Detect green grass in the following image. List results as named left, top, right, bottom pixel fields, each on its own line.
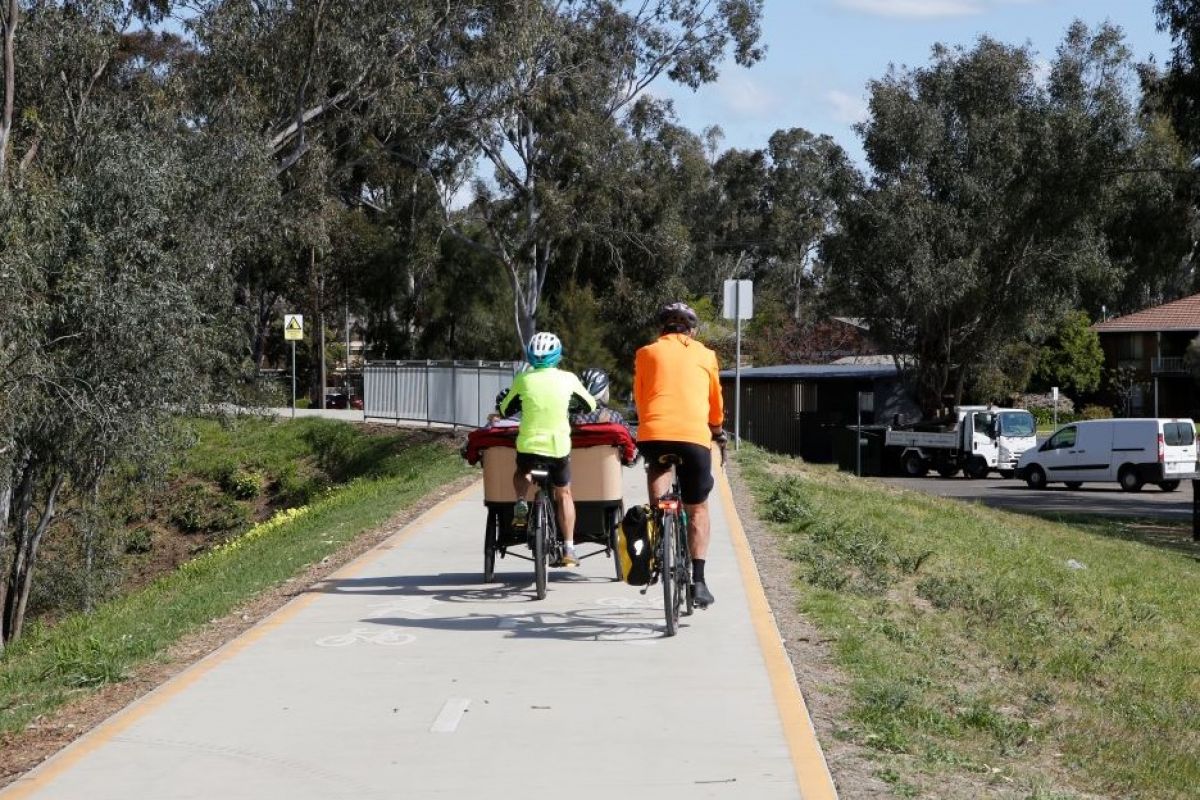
left=0, top=418, right=470, bottom=738
left=736, top=445, right=1200, bottom=799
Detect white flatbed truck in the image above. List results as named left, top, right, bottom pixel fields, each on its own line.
left=885, top=405, right=1037, bottom=479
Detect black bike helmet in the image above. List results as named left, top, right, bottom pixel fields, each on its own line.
left=657, top=301, right=699, bottom=333
left=579, top=367, right=610, bottom=404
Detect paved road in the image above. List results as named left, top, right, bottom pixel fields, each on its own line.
left=2, top=463, right=836, bottom=799
left=877, top=475, right=1195, bottom=520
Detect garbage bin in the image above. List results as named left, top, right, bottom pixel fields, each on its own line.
left=835, top=426, right=886, bottom=476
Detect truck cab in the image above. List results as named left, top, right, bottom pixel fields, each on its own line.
left=886, top=406, right=1036, bottom=479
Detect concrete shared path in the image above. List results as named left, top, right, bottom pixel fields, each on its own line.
left=2, top=461, right=836, bottom=799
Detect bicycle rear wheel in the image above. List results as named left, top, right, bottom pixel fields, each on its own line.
left=676, top=519, right=693, bottom=616
left=483, top=509, right=498, bottom=583
left=661, top=514, right=678, bottom=636
left=533, top=494, right=549, bottom=600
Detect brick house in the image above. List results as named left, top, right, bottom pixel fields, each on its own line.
left=1092, top=293, right=1200, bottom=418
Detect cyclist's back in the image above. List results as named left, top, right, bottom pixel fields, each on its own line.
left=634, top=333, right=723, bottom=446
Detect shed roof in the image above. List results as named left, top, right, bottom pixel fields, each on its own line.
left=718, top=363, right=899, bottom=381
left=1093, top=293, right=1200, bottom=333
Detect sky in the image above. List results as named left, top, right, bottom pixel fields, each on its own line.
left=655, top=0, right=1175, bottom=163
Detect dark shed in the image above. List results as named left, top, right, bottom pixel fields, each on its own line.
left=719, top=363, right=917, bottom=462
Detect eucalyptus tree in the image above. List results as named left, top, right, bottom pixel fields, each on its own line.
left=824, top=24, right=1149, bottom=413
left=0, top=1, right=275, bottom=645
left=451, top=0, right=765, bottom=351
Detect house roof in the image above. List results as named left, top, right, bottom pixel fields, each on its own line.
left=719, top=364, right=898, bottom=381
left=1093, top=293, right=1200, bottom=333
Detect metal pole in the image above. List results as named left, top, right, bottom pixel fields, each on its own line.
left=735, top=280, right=742, bottom=451
left=290, top=341, right=296, bottom=420
left=856, top=398, right=862, bottom=478
left=1193, top=478, right=1199, bottom=542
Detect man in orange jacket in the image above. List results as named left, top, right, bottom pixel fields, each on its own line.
left=633, top=302, right=726, bottom=608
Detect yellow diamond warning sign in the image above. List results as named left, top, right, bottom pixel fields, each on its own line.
left=284, top=314, right=304, bottom=341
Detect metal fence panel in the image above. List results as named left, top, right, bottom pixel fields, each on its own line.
left=364, top=361, right=519, bottom=427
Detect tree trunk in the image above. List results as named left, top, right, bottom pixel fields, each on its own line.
left=3, top=458, right=38, bottom=643
left=4, top=472, right=63, bottom=642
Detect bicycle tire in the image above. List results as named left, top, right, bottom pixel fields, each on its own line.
left=609, top=506, right=623, bottom=582
left=483, top=509, right=498, bottom=583
left=677, top=517, right=694, bottom=616
left=533, top=494, right=549, bottom=600
left=661, top=514, right=678, bottom=636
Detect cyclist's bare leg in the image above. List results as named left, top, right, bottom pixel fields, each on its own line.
left=512, top=469, right=534, bottom=502
left=646, top=463, right=673, bottom=505
left=553, top=484, right=576, bottom=548
left=684, top=501, right=710, bottom=560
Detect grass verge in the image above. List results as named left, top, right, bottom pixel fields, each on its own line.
left=736, top=445, right=1200, bottom=799
left=0, top=420, right=470, bottom=739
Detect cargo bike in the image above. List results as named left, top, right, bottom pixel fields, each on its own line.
left=469, top=428, right=633, bottom=599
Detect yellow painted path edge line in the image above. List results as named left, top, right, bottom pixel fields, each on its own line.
left=1, top=481, right=481, bottom=800
left=716, top=466, right=839, bottom=800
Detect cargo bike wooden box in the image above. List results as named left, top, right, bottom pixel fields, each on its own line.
left=479, top=442, right=628, bottom=582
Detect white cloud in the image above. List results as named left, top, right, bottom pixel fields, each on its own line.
left=715, top=74, right=777, bottom=117
left=835, top=0, right=982, bottom=17
left=827, top=89, right=870, bottom=125
left=835, top=0, right=1049, bottom=18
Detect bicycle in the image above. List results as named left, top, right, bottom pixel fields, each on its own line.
left=522, top=463, right=563, bottom=600
left=646, top=432, right=727, bottom=636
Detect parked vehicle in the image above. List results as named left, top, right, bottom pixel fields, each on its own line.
left=886, top=406, right=1037, bottom=479
left=1015, top=418, right=1198, bottom=492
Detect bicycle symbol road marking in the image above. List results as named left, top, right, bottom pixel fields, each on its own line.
left=315, top=628, right=417, bottom=647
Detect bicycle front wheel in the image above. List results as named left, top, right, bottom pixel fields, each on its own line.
left=533, top=495, right=549, bottom=600
left=661, top=514, right=678, bottom=636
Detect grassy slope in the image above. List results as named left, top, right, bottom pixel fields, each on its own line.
left=737, top=446, right=1200, bottom=799
left=0, top=417, right=471, bottom=737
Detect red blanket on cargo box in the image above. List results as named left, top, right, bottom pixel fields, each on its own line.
left=463, top=422, right=637, bottom=466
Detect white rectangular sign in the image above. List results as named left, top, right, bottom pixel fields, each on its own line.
left=722, top=279, right=753, bottom=320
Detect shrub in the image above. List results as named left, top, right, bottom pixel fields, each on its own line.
left=1079, top=404, right=1113, bottom=420
left=221, top=469, right=262, bottom=499
left=170, top=484, right=249, bottom=534
left=124, top=527, right=154, bottom=554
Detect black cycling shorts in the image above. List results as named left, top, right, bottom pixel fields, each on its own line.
left=637, top=440, right=714, bottom=505
left=516, top=452, right=571, bottom=488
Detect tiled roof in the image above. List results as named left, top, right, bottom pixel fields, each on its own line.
left=1093, top=293, right=1200, bottom=333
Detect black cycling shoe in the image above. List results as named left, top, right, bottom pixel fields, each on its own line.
left=693, top=581, right=715, bottom=608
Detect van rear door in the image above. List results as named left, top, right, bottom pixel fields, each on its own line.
left=1161, top=420, right=1197, bottom=478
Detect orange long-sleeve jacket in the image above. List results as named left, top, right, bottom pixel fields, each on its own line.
left=633, top=333, right=724, bottom=446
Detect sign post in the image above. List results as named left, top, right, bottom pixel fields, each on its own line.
left=284, top=314, right=304, bottom=418
left=723, top=279, right=753, bottom=450
left=1051, top=386, right=1059, bottom=432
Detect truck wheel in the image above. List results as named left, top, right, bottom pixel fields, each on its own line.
left=936, top=464, right=960, bottom=478
left=902, top=453, right=927, bottom=478
left=964, top=457, right=989, bottom=480
left=1118, top=466, right=1144, bottom=493
left=1158, top=480, right=1181, bottom=492
left=1025, top=465, right=1047, bottom=490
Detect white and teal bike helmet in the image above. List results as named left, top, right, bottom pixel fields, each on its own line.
left=526, top=331, right=563, bottom=368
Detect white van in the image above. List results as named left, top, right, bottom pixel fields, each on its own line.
left=1016, top=418, right=1197, bottom=491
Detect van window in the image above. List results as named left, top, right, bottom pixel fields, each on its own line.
left=1163, top=422, right=1195, bottom=446
left=1046, top=426, right=1076, bottom=449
